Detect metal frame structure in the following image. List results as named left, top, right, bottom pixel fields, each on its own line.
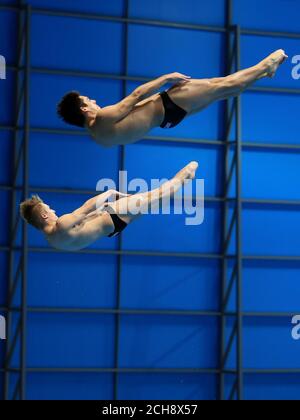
left=0, top=0, right=300, bottom=401
left=220, top=15, right=244, bottom=399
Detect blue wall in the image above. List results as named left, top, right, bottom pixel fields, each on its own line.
left=1, top=0, right=300, bottom=400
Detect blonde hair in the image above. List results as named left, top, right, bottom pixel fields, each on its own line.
left=20, top=195, right=45, bottom=230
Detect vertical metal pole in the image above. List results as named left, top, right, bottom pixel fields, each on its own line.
left=220, top=0, right=233, bottom=401
left=20, top=4, right=31, bottom=401
left=4, top=0, right=25, bottom=401
left=113, top=0, right=129, bottom=401
left=235, top=24, right=243, bottom=401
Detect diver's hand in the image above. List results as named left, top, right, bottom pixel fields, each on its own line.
left=164, top=72, right=192, bottom=84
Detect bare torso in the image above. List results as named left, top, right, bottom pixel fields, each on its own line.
left=88, top=93, right=165, bottom=147
left=87, top=81, right=216, bottom=147
left=45, top=211, right=113, bottom=251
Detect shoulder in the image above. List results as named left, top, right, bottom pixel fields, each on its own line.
left=45, top=221, right=77, bottom=251
left=44, top=222, right=66, bottom=246
left=56, top=215, right=76, bottom=234
left=56, top=215, right=69, bottom=230
left=88, top=114, right=116, bottom=147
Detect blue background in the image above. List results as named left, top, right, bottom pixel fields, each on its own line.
left=1, top=0, right=300, bottom=400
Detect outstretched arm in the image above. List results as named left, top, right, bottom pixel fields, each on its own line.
left=97, top=72, right=191, bottom=123
left=57, top=190, right=128, bottom=231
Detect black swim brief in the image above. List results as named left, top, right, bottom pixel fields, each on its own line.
left=104, top=205, right=128, bottom=238
left=159, top=91, right=187, bottom=129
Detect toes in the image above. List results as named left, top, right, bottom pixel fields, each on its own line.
left=189, top=161, right=199, bottom=171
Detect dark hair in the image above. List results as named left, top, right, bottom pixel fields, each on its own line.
left=20, top=195, right=45, bottom=230
left=57, top=91, right=85, bottom=128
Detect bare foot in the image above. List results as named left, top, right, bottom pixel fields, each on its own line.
left=264, top=49, right=288, bottom=78
left=175, top=161, right=199, bottom=182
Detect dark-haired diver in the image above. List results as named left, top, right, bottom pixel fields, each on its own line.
left=57, top=50, right=287, bottom=148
